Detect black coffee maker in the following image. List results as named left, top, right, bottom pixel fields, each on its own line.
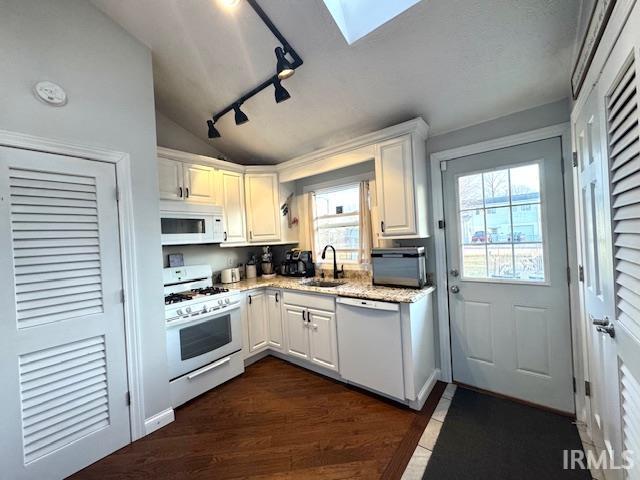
left=281, top=249, right=315, bottom=277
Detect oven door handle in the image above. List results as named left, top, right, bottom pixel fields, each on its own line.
left=187, top=356, right=231, bottom=380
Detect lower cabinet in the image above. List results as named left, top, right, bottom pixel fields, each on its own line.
left=282, top=294, right=339, bottom=372
left=266, top=289, right=284, bottom=350
left=247, top=291, right=268, bottom=352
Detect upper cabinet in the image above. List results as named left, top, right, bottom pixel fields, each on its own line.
left=158, top=158, right=184, bottom=201
left=245, top=173, right=281, bottom=243
left=218, top=169, right=247, bottom=244
left=157, top=155, right=216, bottom=204
left=375, top=134, right=428, bottom=238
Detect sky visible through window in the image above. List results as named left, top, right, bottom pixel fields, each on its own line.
left=313, top=184, right=360, bottom=263
left=457, top=163, right=545, bottom=282
left=323, top=0, right=422, bottom=44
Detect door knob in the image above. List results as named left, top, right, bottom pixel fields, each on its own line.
left=450, top=269, right=459, bottom=277
left=450, top=285, right=460, bottom=294
left=596, top=324, right=615, bottom=338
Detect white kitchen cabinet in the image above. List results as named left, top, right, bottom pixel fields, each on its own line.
left=245, top=173, right=281, bottom=242
left=247, top=291, right=268, bottom=352
left=283, top=304, right=309, bottom=360
left=266, top=289, right=284, bottom=350
left=158, top=157, right=184, bottom=201
left=374, top=133, right=429, bottom=238
left=307, top=308, right=339, bottom=372
left=218, top=169, right=247, bottom=244
left=183, top=163, right=216, bottom=204
left=158, top=157, right=216, bottom=204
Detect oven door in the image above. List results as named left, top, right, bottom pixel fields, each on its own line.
left=166, top=306, right=242, bottom=380
left=160, top=213, right=215, bottom=245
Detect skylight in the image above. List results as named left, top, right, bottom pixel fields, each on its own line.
left=323, top=0, right=422, bottom=45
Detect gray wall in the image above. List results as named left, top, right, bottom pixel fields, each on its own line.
left=156, top=110, right=224, bottom=158
left=0, top=0, right=170, bottom=420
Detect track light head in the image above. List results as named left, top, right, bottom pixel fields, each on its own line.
left=233, top=104, right=249, bottom=125
left=275, top=47, right=295, bottom=80
left=273, top=78, right=291, bottom=103
left=207, top=120, right=221, bottom=138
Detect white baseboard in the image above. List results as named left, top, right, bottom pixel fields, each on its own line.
left=243, top=349, right=270, bottom=367
left=409, top=368, right=440, bottom=411
left=144, top=408, right=175, bottom=436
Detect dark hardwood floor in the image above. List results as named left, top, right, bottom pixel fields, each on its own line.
left=71, top=356, right=445, bottom=480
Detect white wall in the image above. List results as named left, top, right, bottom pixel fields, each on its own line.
left=0, top=0, right=170, bottom=421
left=156, top=110, right=224, bottom=158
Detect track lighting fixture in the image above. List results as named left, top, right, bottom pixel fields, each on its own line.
left=207, top=0, right=303, bottom=139
left=233, top=104, right=249, bottom=125
left=275, top=47, right=295, bottom=80
left=207, top=120, right=221, bottom=138
left=273, top=78, right=291, bottom=103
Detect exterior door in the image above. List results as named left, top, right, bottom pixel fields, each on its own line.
left=443, top=137, right=574, bottom=412
left=0, top=147, right=131, bottom=479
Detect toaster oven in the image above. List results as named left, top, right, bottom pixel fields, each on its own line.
left=371, top=247, right=426, bottom=288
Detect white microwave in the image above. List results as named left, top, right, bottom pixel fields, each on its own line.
left=160, top=203, right=224, bottom=245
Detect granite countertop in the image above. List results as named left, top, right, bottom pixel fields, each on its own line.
left=216, top=275, right=435, bottom=303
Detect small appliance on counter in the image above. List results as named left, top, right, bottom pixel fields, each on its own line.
left=281, top=249, right=315, bottom=277
left=260, top=246, right=276, bottom=278
left=221, top=267, right=241, bottom=284
left=246, top=254, right=257, bottom=279
left=371, top=247, right=426, bottom=288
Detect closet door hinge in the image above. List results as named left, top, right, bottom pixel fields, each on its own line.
left=585, top=381, right=591, bottom=397
left=579, top=265, right=585, bottom=282
left=438, top=220, right=446, bottom=229
left=567, top=267, right=571, bottom=284
left=126, top=391, right=131, bottom=406
left=573, top=377, right=576, bottom=393
left=572, top=152, right=579, bottom=168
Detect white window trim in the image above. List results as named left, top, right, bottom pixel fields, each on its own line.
left=305, top=173, right=373, bottom=271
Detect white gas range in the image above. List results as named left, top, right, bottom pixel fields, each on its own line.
left=163, top=265, right=244, bottom=407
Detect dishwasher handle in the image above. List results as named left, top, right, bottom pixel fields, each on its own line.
left=336, top=297, right=399, bottom=312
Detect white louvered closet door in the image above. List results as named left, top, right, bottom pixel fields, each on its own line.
left=596, top=5, right=640, bottom=478
left=0, top=147, right=131, bottom=480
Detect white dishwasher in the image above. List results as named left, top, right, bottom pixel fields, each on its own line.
left=336, top=297, right=405, bottom=400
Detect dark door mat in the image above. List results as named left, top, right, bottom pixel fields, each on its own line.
left=423, top=387, right=591, bottom=479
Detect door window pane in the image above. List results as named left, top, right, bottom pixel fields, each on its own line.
left=457, top=162, right=546, bottom=282
left=462, top=245, right=487, bottom=278
left=460, top=209, right=486, bottom=244
left=458, top=174, right=484, bottom=210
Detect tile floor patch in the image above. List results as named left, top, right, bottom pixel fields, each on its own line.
left=418, top=419, right=443, bottom=451
left=401, top=445, right=432, bottom=480
left=431, top=397, right=452, bottom=423
left=442, top=383, right=457, bottom=400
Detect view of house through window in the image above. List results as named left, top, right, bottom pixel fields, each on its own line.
left=457, top=162, right=545, bottom=282
left=313, top=184, right=361, bottom=264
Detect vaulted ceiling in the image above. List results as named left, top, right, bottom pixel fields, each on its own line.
left=91, top=0, right=580, bottom=164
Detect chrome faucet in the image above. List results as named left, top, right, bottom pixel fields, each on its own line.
left=321, top=244, right=344, bottom=279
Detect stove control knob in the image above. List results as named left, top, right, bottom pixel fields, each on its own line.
left=176, top=309, right=183, bottom=316
left=225, top=298, right=230, bottom=304
left=185, top=307, right=192, bottom=314
left=218, top=299, right=224, bottom=306
left=202, top=305, right=208, bottom=313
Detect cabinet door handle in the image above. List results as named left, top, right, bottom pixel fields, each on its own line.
left=178, top=187, right=183, bottom=198
left=302, top=310, right=306, bottom=322
left=248, top=295, right=252, bottom=305
left=223, top=231, right=228, bottom=241
left=250, top=230, right=253, bottom=240
left=381, top=221, right=385, bottom=233
left=312, top=324, right=318, bottom=330
left=185, top=187, right=190, bottom=198
left=275, top=292, right=279, bottom=303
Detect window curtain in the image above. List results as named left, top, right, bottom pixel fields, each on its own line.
left=359, top=181, right=373, bottom=265
left=300, top=191, right=317, bottom=261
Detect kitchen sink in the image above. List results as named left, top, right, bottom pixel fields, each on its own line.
left=302, top=279, right=346, bottom=288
